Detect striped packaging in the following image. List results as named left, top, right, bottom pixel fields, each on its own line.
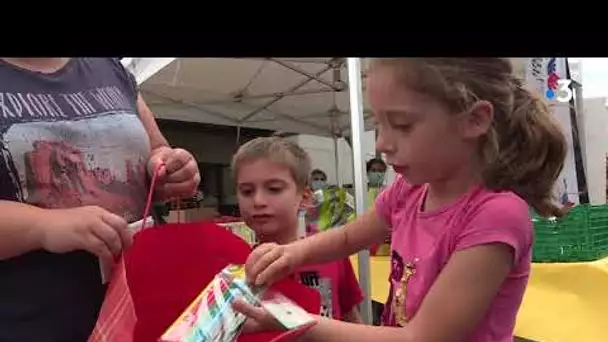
left=159, top=265, right=263, bottom=342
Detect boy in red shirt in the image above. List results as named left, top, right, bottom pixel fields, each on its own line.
left=232, top=137, right=363, bottom=323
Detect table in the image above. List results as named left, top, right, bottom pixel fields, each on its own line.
left=349, top=255, right=390, bottom=304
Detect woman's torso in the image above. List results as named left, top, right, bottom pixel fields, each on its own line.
left=0, top=58, right=150, bottom=341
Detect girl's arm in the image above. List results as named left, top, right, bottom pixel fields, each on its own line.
left=294, top=208, right=388, bottom=266
left=300, top=243, right=514, bottom=342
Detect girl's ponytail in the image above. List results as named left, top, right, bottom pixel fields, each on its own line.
left=483, top=77, right=568, bottom=217
left=369, top=58, right=568, bottom=217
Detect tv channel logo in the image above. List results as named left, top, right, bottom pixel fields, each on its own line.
left=545, top=58, right=573, bottom=103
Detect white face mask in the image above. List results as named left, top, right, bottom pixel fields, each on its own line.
left=368, top=172, right=385, bottom=187
left=311, top=180, right=326, bottom=191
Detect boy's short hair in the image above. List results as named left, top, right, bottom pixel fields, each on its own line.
left=232, top=136, right=312, bottom=190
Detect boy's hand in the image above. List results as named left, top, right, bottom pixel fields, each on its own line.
left=245, top=242, right=304, bottom=286
left=37, top=206, right=131, bottom=264
left=232, top=299, right=283, bottom=334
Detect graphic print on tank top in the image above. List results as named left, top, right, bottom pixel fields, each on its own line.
left=0, top=63, right=150, bottom=222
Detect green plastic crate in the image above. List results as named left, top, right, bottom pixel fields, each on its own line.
left=532, top=204, right=608, bottom=263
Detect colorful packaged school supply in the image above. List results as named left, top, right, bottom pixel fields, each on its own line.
left=160, top=265, right=316, bottom=342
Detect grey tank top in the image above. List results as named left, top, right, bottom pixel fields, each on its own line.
left=0, top=58, right=151, bottom=342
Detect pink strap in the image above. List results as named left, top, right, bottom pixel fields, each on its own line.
left=141, top=163, right=165, bottom=230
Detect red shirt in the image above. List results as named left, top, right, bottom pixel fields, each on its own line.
left=296, top=258, right=363, bottom=320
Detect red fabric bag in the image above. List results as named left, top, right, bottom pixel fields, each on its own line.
left=89, top=165, right=320, bottom=342
left=88, top=221, right=321, bottom=342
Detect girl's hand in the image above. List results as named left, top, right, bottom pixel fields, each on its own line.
left=147, top=147, right=200, bottom=201
left=245, top=242, right=304, bottom=286
left=232, top=299, right=283, bottom=334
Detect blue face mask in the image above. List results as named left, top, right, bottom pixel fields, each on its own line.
left=311, top=180, right=326, bottom=191
left=368, top=172, right=385, bottom=187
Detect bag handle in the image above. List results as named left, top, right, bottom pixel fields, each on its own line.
left=141, top=163, right=165, bottom=230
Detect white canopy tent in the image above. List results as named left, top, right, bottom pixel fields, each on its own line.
left=132, top=58, right=375, bottom=137
left=126, top=57, right=375, bottom=322
left=127, top=57, right=528, bottom=137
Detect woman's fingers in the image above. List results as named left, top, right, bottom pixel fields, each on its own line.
left=84, top=234, right=113, bottom=263
left=163, top=148, right=193, bottom=175
left=101, top=211, right=132, bottom=250
left=90, top=220, right=123, bottom=257
left=164, top=158, right=198, bottom=184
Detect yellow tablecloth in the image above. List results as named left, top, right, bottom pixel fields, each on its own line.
left=349, top=255, right=608, bottom=342
left=349, top=255, right=391, bottom=303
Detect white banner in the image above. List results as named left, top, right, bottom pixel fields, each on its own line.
left=525, top=58, right=580, bottom=206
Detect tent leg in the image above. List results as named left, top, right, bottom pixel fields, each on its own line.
left=334, top=136, right=341, bottom=186
left=347, top=57, right=373, bottom=324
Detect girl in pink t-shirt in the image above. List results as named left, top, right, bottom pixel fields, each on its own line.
left=236, top=59, right=567, bottom=342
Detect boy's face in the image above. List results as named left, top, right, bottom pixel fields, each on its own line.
left=236, top=158, right=305, bottom=243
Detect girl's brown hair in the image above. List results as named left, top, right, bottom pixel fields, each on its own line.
left=369, top=58, right=567, bottom=217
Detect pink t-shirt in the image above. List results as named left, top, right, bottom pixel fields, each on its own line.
left=296, top=258, right=363, bottom=320
left=376, top=175, right=532, bottom=342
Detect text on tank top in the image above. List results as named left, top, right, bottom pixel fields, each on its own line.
left=0, top=58, right=150, bottom=222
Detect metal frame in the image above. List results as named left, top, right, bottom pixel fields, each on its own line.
left=348, top=57, right=373, bottom=324
left=140, top=58, right=372, bottom=138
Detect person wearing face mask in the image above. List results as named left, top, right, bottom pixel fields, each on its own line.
left=366, top=157, right=391, bottom=267
left=310, top=169, right=328, bottom=191
left=367, top=158, right=387, bottom=189
left=306, top=169, right=355, bottom=235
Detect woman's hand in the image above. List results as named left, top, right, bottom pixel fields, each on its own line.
left=147, top=146, right=200, bottom=201
left=38, top=206, right=131, bottom=264
left=232, top=299, right=283, bottom=334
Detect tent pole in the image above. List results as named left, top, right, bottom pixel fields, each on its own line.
left=334, top=135, right=342, bottom=186
left=347, top=57, right=372, bottom=324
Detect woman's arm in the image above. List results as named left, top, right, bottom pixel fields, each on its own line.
left=294, top=208, right=388, bottom=266
left=136, top=94, right=200, bottom=200
left=0, top=200, right=48, bottom=260
left=136, top=94, right=170, bottom=152
left=299, top=243, right=514, bottom=342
